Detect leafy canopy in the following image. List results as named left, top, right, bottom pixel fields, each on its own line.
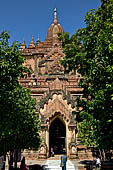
left=59, top=0, right=113, bottom=150
left=0, top=31, right=41, bottom=154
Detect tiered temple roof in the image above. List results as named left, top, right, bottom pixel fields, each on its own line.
left=20, top=8, right=64, bottom=52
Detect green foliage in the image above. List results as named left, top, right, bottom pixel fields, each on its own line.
left=0, top=86, right=41, bottom=151
left=0, top=31, right=41, bottom=154
left=59, top=0, right=113, bottom=150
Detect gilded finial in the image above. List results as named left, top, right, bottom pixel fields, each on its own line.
left=38, top=36, right=40, bottom=41
left=54, top=7, right=58, bottom=24
left=54, top=7, right=57, bottom=12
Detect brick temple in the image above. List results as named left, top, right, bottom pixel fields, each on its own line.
left=19, top=8, right=92, bottom=160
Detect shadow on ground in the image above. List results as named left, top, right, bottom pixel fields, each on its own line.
left=79, top=160, right=96, bottom=166
left=79, top=159, right=113, bottom=169
left=28, top=164, right=43, bottom=170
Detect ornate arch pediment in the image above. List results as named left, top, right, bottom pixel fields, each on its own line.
left=38, top=90, right=75, bottom=110
left=39, top=90, right=76, bottom=123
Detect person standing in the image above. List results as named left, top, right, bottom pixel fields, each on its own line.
left=51, top=147, right=54, bottom=157
left=20, top=157, right=28, bottom=170
left=61, top=151, right=67, bottom=170
left=96, top=156, right=101, bottom=169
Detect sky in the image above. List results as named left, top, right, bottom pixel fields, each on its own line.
left=0, top=0, right=101, bottom=47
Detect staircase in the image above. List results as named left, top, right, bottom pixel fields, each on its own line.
left=44, top=160, right=77, bottom=170
left=48, top=155, right=62, bottom=160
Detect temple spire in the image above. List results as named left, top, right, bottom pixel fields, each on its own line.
left=28, top=35, right=35, bottom=48
left=20, top=39, right=26, bottom=50
left=36, top=35, right=40, bottom=44
left=36, top=36, right=40, bottom=47
left=53, top=7, right=58, bottom=24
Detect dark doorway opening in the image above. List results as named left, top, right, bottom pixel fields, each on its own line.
left=49, top=117, right=66, bottom=156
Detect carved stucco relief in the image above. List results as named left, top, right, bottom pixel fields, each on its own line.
left=40, top=93, right=75, bottom=122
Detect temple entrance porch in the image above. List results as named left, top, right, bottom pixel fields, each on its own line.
left=49, top=117, right=66, bottom=156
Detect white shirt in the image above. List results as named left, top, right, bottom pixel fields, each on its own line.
left=96, top=158, right=101, bottom=165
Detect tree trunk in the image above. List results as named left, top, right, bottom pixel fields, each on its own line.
left=9, top=151, right=13, bottom=170
left=14, top=150, right=18, bottom=169
left=99, top=148, right=105, bottom=160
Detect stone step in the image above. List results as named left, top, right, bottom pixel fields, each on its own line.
left=44, top=160, right=76, bottom=170
left=45, top=168, right=75, bottom=170
left=47, top=169, right=75, bottom=170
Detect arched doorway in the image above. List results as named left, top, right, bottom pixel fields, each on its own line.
left=49, top=117, right=66, bottom=155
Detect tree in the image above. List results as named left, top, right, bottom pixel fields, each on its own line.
left=0, top=31, right=41, bottom=169
left=59, top=0, right=113, bottom=154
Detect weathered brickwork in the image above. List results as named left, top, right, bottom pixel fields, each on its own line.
left=19, top=8, right=93, bottom=160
